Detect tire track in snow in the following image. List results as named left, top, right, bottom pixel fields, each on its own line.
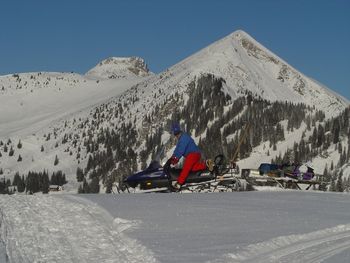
left=0, top=195, right=157, bottom=263
left=222, top=224, right=350, bottom=263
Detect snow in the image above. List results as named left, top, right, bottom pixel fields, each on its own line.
left=0, top=64, right=151, bottom=184
left=0, top=194, right=157, bottom=263
left=1, top=30, right=349, bottom=188
left=1, top=191, right=350, bottom=262
left=86, top=57, right=151, bottom=79
left=139, top=30, right=348, bottom=119
left=0, top=72, right=146, bottom=138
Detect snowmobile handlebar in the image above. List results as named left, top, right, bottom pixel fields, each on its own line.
left=163, top=159, right=172, bottom=176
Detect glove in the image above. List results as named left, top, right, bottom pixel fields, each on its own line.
left=170, top=156, right=179, bottom=165
left=171, top=181, right=182, bottom=192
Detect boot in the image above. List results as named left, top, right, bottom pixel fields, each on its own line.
left=206, top=159, right=214, bottom=172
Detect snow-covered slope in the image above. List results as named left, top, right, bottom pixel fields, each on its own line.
left=0, top=66, right=149, bottom=138
left=0, top=30, right=349, bottom=192
left=135, top=30, right=348, bottom=117
left=86, top=57, right=151, bottom=79
left=0, top=194, right=157, bottom=263
left=1, top=192, right=350, bottom=262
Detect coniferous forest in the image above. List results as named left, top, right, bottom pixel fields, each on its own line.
left=0, top=74, right=349, bottom=194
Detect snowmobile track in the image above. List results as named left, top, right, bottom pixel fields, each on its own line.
left=227, top=224, right=350, bottom=263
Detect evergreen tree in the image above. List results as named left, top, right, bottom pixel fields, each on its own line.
left=89, top=177, right=100, bottom=193
left=9, top=146, right=14, bottom=156
left=336, top=174, right=344, bottom=192
left=13, top=172, right=20, bottom=186
left=78, top=184, right=84, bottom=193
left=41, top=171, right=50, bottom=194
left=329, top=176, right=336, bottom=192
left=17, top=176, right=26, bottom=192
left=54, top=155, right=59, bottom=166
left=17, top=140, right=22, bottom=149
left=82, top=178, right=90, bottom=193
left=105, top=174, right=114, bottom=194
left=332, top=119, right=340, bottom=144
left=76, top=167, right=84, bottom=182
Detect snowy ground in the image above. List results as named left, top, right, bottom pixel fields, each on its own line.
left=1, top=191, right=350, bottom=262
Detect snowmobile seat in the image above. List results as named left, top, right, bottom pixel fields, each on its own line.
left=167, top=168, right=214, bottom=183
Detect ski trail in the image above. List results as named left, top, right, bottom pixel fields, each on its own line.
left=0, top=195, right=157, bottom=263
left=221, top=224, right=350, bottom=263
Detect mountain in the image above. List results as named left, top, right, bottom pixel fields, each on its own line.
left=136, top=30, right=348, bottom=117
left=86, top=57, right=151, bottom=79
left=0, top=30, right=349, bottom=193
left=0, top=58, right=151, bottom=138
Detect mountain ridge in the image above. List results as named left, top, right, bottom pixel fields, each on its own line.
left=0, top=29, right=349, bottom=193
left=85, top=56, right=151, bottom=79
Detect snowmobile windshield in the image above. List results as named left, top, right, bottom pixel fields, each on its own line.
left=146, top=161, right=162, bottom=171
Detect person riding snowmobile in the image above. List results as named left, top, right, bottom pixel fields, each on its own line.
left=168, top=123, right=213, bottom=191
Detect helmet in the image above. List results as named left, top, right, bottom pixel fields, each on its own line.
left=171, top=122, right=181, bottom=135
left=305, top=162, right=314, bottom=169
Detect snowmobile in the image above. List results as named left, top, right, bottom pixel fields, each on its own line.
left=257, top=163, right=315, bottom=181
left=120, top=155, right=241, bottom=193
left=281, top=164, right=315, bottom=181
left=258, top=163, right=283, bottom=177
left=242, top=161, right=321, bottom=190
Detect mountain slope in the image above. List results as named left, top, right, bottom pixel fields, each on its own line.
left=0, top=58, right=151, bottom=138
left=0, top=30, right=349, bottom=193
left=135, top=30, right=348, bottom=118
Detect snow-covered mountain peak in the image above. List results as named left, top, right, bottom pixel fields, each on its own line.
left=143, top=29, right=348, bottom=117
left=86, top=56, right=151, bottom=79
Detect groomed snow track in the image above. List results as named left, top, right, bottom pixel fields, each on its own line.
left=225, top=224, right=350, bottom=263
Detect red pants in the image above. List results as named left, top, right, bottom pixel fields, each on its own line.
left=177, top=152, right=206, bottom=185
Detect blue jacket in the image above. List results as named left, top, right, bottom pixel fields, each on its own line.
left=173, top=133, right=201, bottom=159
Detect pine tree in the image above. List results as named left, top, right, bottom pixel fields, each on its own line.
left=17, top=154, right=22, bottom=162
left=17, top=140, right=22, bottom=149
left=41, top=171, right=50, bottom=194
left=54, top=155, right=59, bottom=166
left=13, top=172, right=20, bottom=186
left=336, top=174, right=344, bottom=192
left=82, top=178, right=90, bottom=193
left=76, top=167, right=84, bottom=182
left=323, top=164, right=330, bottom=181
left=329, top=176, right=336, bottom=192
left=89, top=177, right=100, bottom=193
left=9, top=146, right=14, bottom=156
left=17, top=176, right=25, bottom=192
left=78, top=184, right=84, bottom=193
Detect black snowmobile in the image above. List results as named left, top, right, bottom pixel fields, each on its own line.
left=121, top=155, right=240, bottom=193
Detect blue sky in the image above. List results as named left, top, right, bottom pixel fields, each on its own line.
left=0, top=0, right=349, bottom=99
